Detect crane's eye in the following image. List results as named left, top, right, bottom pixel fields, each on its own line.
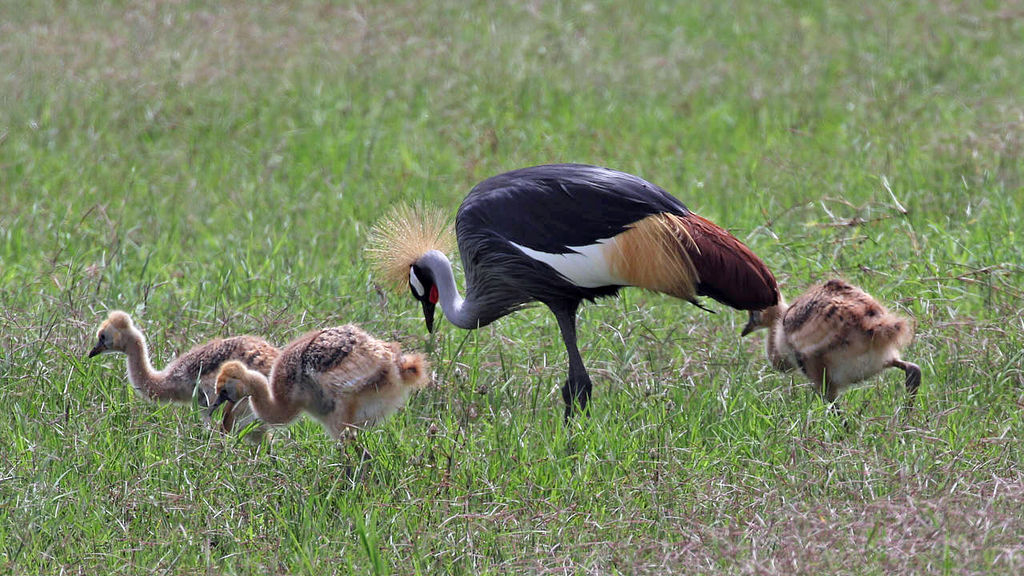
left=409, top=266, right=425, bottom=298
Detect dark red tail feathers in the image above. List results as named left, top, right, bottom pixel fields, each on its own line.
left=681, top=214, right=779, bottom=311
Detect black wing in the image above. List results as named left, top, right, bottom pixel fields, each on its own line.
left=457, top=164, right=691, bottom=253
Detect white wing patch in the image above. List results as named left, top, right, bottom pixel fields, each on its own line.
left=509, top=239, right=626, bottom=288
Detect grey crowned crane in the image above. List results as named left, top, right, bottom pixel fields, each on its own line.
left=369, top=163, right=779, bottom=419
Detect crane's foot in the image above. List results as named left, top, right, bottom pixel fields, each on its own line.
left=561, top=378, right=591, bottom=422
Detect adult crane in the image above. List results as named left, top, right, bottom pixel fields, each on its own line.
left=369, top=163, right=779, bottom=419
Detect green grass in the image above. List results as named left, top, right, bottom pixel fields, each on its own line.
left=2, top=0, right=1023, bottom=574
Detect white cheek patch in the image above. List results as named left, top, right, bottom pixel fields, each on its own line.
left=409, top=267, right=425, bottom=297
left=509, top=239, right=626, bottom=288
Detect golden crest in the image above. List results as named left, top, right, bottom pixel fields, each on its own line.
left=365, top=203, right=455, bottom=290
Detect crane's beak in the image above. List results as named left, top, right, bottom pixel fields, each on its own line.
left=740, top=311, right=761, bottom=337
left=422, top=300, right=436, bottom=333
left=87, top=341, right=106, bottom=358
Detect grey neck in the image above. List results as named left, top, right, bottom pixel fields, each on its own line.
left=418, top=250, right=479, bottom=329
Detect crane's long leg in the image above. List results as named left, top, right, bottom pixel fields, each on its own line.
left=552, top=302, right=592, bottom=421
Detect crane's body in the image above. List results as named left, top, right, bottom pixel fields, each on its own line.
left=451, top=165, right=778, bottom=323
left=370, top=163, right=779, bottom=418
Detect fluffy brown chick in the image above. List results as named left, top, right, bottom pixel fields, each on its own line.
left=87, top=310, right=279, bottom=435
left=209, top=325, right=430, bottom=440
left=743, top=279, right=921, bottom=412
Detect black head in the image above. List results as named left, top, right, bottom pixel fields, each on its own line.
left=409, top=263, right=439, bottom=333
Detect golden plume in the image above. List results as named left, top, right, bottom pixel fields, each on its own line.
left=365, top=203, right=456, bottom=291
left=607, top=213, right=700, bottom=300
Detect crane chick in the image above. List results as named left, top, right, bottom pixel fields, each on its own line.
left=209, top=325, right=430, bottom=440
left=87, top=310, right=278, bottom=435
left=742, top=279, right=921, bottom=413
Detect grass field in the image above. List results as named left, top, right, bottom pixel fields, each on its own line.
left=2, top=1, right=1023, bottom=574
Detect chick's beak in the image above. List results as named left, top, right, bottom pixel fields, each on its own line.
left=740, top=311, right=761, bottom=337
left=87, top=342, right=106, bottom=358
left=422, top=300, right=436, bottom=333
left=207, top=388, right=231, bottom=417
left=208, top=387, right=241, bottom=433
